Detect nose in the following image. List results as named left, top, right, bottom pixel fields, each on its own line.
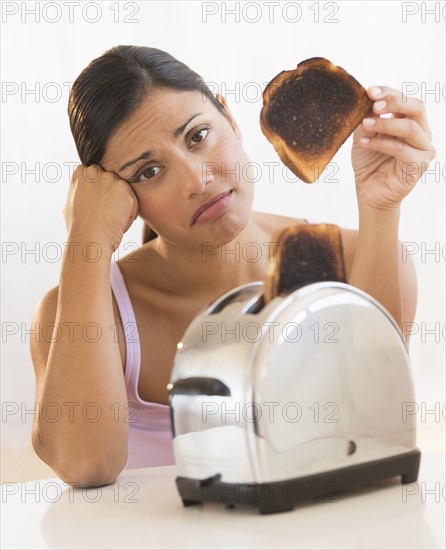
left=176, top=157, right=215, bottom=199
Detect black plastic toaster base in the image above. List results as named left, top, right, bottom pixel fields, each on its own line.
left=176, top=449, right=421, bottom=514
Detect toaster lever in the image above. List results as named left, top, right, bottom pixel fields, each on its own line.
left=199, top=473, right=222, bottom=487
left=168, top=377, right=231, bottom=397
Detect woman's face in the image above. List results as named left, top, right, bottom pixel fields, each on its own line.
left=101, top=88, right=256, bottom=249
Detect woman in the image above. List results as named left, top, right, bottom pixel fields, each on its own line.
left=30, top=45, right=435, bottom=487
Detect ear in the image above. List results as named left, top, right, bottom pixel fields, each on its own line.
left=215, top=93, right=243, bottom=143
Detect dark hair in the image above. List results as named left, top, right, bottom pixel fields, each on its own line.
left=68, top=45, right=226, bottom=244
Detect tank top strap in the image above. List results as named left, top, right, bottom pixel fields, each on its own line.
left=109, top=261, right=141, bottom=392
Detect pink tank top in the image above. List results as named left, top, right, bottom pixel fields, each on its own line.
left=109, top=261, right=175, bottom=469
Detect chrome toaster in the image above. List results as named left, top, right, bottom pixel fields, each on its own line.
left=167, top=281, right=421, bottom=514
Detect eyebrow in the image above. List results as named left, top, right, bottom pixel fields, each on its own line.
left=119, top=113, right=204, bottom=172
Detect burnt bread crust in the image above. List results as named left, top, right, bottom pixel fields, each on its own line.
left=264, top=223, right=347, bottom=303
left=260, top=58, right=373, bottom=183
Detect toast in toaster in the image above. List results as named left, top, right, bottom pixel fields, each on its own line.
left=264, top=223, right=347, bottom=303
left=260, top=57, right=373, bottom=183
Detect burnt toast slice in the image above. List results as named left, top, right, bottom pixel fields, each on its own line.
left=260, top=57, right=373, bottom=183
left=264, top=223, right=347, bottom=303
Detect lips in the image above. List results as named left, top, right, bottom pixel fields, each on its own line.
left=191, top=190, right=233, bottom=226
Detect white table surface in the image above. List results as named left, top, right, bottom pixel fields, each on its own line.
left=1, top=452, right=445, bottom=550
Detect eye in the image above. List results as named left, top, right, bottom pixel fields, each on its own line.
left=133, top=165, right=162, bottom=183
left=190, top=126, right=209, bottom=145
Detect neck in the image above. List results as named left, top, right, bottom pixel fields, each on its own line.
left=147, top=211, right=268, bottom=297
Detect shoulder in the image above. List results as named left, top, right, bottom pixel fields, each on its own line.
left=32, top=282, right=123, bottom=327
left=251, top=210, right=309, bottom=237
left=253, top=210, right=359, bottom=281
left=31, top=278, right=126, bottom=373
left=114, top=241, right=155, bottom=290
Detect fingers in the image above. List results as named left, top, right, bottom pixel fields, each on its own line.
left=72, top=164, right=99, bottom=181
left=123, top=195, right=140, bottom=234
left=357, top=133, right=436, bottom=167
left=71, top=163, right=84, bottom=183
left=366, top=86, right=431, bottom=139
left=359, top=117, right=432, bottom=150
left=360, top=135, right=431, bottom=164
left=130, top=195, right=140, bottom=225
left=356, top=85, right=436, bottom=164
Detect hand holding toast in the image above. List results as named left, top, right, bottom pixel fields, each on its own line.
left=352, top=86, right=436, bottom=212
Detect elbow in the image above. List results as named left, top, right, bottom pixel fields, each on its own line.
left=55, top=458, right=126, bottom=488
left=32, top=430, right=127, bottom=488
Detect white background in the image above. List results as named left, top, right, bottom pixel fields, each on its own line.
left=1, top=0, right=445, bottom=480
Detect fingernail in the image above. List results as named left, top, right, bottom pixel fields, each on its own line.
left=363, top=118, right=376, bottom=126
left=370, top=86, right=382, bottom=97
left=360, top=137, right=370, bottom=144
left=374, top=100, right=387, bottom=112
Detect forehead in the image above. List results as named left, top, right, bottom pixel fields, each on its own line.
left=102, top=88, right=215, bottom=164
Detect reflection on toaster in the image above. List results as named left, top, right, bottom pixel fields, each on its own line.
left=168, top=281, right=421, bottom=514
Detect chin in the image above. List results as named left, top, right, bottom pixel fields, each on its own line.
left=216, top=190, right=254, bottom=241
left=210, top=209, right=251, bottom=246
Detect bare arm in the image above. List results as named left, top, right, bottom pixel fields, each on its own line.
left=344, top=85, right=433, bottom=346
left=341, top=209, right=418, bottom=347
left=30, top=236, right=129, bottom=487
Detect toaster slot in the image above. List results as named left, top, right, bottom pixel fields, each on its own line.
left=207, top=283, right=263, bottom=314
left=168, top=377, right=231, bottom=397
left=244, top=293, right=265, bottom=314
